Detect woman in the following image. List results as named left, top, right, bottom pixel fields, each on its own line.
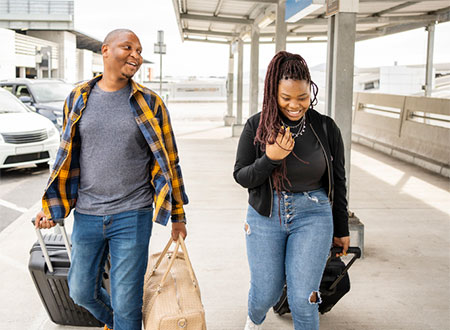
left=233, top=51, right=350, bottom=330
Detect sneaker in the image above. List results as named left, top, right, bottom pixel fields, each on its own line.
left=244, top=316, right=262, bottom=330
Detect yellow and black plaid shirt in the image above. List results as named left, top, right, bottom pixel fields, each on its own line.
left=42, top=75, right=188, bottom=225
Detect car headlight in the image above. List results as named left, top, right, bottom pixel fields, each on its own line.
left=47, top=126, right=58, bottom=138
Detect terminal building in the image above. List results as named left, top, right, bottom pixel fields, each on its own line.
left=0, top=0, right=151, bottom=83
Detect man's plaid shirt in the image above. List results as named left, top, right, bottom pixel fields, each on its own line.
left=41, top=75, right=188, bottom=225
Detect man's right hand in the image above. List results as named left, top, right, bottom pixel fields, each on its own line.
left=34, top=210, right=56, bottom=229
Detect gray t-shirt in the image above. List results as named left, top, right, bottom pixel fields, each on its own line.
left=75, top=83, right=154, bottom=215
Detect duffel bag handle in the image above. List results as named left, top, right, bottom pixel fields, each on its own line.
left=151, top=236, right=198, bottom=293
left=327, top=246, right=361, bottom=291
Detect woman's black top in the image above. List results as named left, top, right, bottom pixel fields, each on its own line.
left=233, top=109, right=349, bottom=238
left=279, top=114, right=326, bottom=192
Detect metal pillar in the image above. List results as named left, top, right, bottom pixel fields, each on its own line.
left=47, top=49, right=52, bottom=78
left=424, top=23, right=435, bottom=97
left=224, top=43, right=236, bottom=126
left=249, top=25, right=260, bottom=116
left=236, top=38, right=244, bottom=125
left=325, top=15, right=335, bottom=116
left=232, top=38, right=244, bottom=136
left=159, top=52, right=163, bottom=95
left=327, top=12, right=357, bottom=192
left=275, top=0, right=287, bottom=52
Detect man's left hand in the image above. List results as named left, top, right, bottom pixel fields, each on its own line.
left=172, top=222, right=187, bottom=241
left=333, top=236, right=350, bottom=257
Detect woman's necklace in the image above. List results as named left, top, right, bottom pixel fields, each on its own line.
left=281, top=115, right=306, bottom=139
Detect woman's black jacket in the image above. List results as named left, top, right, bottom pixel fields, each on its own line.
left=233, top=109, right=349, bottom=238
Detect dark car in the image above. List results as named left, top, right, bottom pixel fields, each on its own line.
left=0, top=79, right=74, bottom=132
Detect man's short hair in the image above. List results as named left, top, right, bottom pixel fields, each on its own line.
left=103, top=29, right=136, bottom=45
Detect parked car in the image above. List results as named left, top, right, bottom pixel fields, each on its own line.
left=0, top=79, right=74, bottom=132
left=0, top=88, right=60, bottom=169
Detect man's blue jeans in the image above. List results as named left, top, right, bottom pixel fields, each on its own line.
left=68, top=207, right=153, bottom=330
left=245, top=188, right=333, bottom=330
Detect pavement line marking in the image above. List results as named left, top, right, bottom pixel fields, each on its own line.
left=0, top=199, right=28, bottom=213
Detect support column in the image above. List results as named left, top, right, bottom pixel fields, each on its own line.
left=249, top=25, right=260, bottom=117
left=224, top=43, right=236, bottom=126
left=327, top=12, right=357, bottom=194
left=325, top=1, right=362, bottom=255
left=325, top=15, right=335, bottom=116
left=275, top=0, right=287, bottom=53
left=424, top=24, right=435, bottom=97
left=232, top=38, right=244, bottom=136
left=19, top=67, right=26, bottom=78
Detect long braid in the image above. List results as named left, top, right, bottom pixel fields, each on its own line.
left=254, top=51, right=319, bottom=220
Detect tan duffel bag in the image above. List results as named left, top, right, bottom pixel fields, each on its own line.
left=143, top=236, right=206, bottom=330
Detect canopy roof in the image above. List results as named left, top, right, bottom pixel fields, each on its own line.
left=171, top=0, right=450, bottom=44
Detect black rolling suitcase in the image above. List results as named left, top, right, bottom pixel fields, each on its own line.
left=273, top=246, right=361, bottom=316
left=28, top=218, right=107, bottom=327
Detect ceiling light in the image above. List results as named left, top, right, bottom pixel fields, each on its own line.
left=258, top=12, right=276, bottom=29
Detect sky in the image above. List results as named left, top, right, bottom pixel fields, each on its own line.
left=74, top=0, right=450, bottom=78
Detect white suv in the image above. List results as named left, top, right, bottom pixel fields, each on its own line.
left=0, top=88, right=60, bottom=169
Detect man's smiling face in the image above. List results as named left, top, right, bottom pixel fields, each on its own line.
left=103, top=31, right=143, bottom=79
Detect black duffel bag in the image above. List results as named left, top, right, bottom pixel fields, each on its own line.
left=273, top=246, right=361, bottom=315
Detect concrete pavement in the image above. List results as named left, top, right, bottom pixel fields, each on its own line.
left=0, top=112, right=448, bottom=330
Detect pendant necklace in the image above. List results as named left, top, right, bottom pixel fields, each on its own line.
left=282, top=115, right=306, bottom=139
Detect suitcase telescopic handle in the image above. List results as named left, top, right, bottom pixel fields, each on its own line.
left=31, top=217, right=72, bottom=273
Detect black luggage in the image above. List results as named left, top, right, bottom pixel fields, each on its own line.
left=273, top=246, right=361, bottom=316
left=28, top=219, right=108, bottom=327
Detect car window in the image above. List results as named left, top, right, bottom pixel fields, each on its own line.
left=30, top=82, right=74, bottom=103
left=16, top=85, right=31, bottom=98
left=0, top=91, right=29, bottom=113
left=1, top=85, right=14, bottom=93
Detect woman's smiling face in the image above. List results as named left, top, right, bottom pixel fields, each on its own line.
left=277, top=79, right=311, bottom=121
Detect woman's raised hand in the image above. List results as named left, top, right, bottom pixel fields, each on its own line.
left=266, top=127, right=295, bottom=161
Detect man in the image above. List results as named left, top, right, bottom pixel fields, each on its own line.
left=34, top=29, right=188, bottom=330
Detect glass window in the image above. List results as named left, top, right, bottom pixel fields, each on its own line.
left=16, top=85, right=31, bottom=98
left=1, top=85, right=13, bottom=93
left=0, top=90, right=29, bottom=113
left=30, top=82, right=74, bottom=103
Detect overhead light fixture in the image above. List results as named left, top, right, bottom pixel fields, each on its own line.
left=285, top=0, right=325, bottom=23
left=258, top=12, right=276, bottom=29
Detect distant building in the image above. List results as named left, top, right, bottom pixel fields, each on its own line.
left=354, top=63, right=450, bottom=98
left=0, top=0, right=151, bottom=83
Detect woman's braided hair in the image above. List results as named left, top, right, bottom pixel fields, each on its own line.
left=255, top=51, right=319, bottom=212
